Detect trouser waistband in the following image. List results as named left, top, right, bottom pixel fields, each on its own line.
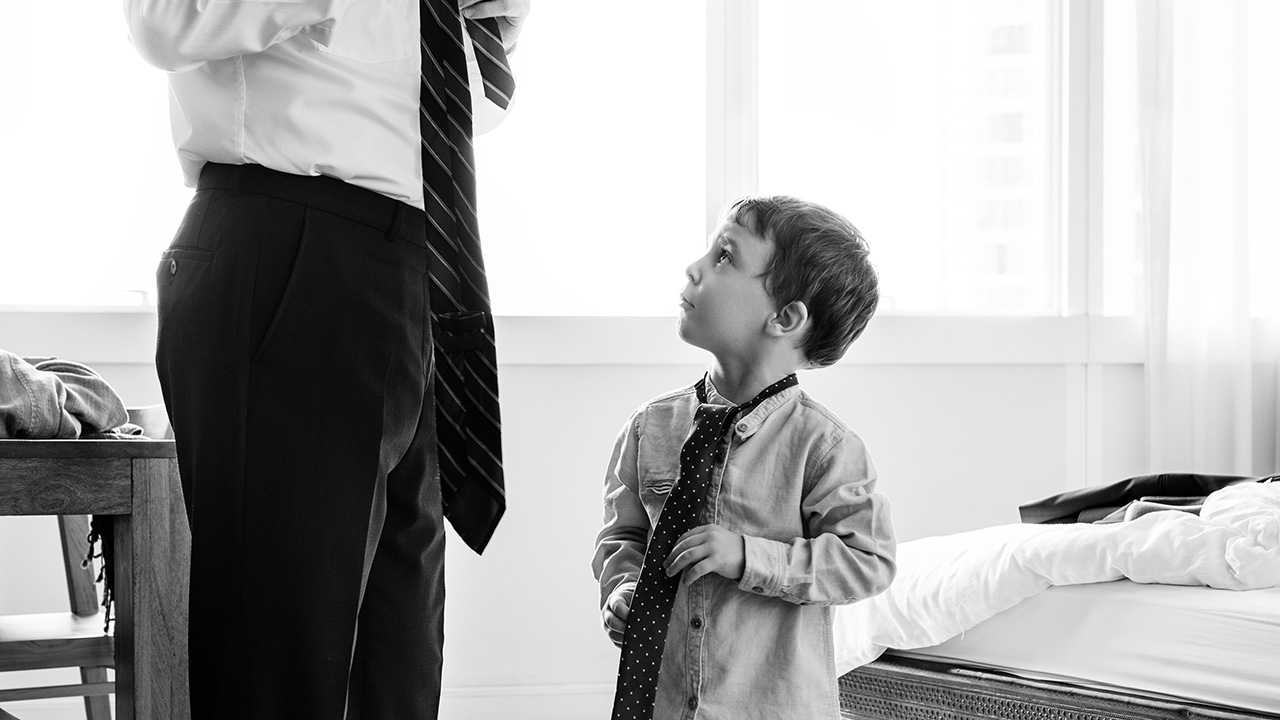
left=197, top=162, right=427, bottom=246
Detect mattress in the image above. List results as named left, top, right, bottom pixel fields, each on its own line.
left=894, top=580, right=1280, bottom=716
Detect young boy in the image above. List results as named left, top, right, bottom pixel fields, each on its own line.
left=592, top=196, right=896, bottom=720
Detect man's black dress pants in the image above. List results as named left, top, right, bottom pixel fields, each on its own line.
left=156, top=162, right=444, bottom=720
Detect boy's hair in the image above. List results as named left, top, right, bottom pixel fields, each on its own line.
left=724, top=195, right=879, bottom=368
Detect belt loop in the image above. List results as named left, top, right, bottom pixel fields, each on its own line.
left=228, top=165, right=243, bottom=196
left=386, top=204, right=405, bottom=243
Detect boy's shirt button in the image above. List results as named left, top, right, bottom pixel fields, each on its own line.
left=686, top=696, right=698, bottom=710
left=690, top=616, right=703, bottom=629
left=736, top=422, right=748, bottom=433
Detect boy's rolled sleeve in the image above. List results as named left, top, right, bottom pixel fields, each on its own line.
left=591, top=411, right=650, bottom=611
left=739, top=535, right=786, bottom=595
left=738, top=431, right=896, bottom=605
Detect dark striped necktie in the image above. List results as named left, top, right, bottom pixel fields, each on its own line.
left=418, top=0, right=514, bottom=554
left=611, top=374, right=799, bottom=720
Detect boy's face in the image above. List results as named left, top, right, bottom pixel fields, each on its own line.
left=678, top=218, right=778, bottom=358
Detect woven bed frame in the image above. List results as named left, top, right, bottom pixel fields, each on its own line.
left=838, top=654, right=1277, bottom=720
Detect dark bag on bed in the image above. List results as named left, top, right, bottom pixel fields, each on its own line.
left=1019, top=472, right=1278, bottom=524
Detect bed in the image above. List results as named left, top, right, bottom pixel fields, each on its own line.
left=832, top=480, right=1280, bottom=720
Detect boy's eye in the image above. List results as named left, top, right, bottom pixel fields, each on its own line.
left=716, top=248, right=732, bottom=264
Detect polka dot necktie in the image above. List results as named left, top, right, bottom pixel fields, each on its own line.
left=611, top=373, right=799, bottom=720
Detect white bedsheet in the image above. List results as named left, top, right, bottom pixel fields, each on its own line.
left=893, top=582, right=1280, bottom=715
left=834, top=481, right=1280, bottom=705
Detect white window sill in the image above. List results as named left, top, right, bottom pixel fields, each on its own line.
left=0, top=309, right=1145, bottom=366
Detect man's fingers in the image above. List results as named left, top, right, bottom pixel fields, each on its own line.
left=460, top=0, right=523, bottom=20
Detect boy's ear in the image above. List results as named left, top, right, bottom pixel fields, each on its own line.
left=767, top=300, right=809, bottom=338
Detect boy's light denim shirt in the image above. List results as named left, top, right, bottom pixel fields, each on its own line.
left=593, top=376, right=896, bottom=720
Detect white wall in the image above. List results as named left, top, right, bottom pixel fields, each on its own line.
left=0, top=312, right=1147, bottom=718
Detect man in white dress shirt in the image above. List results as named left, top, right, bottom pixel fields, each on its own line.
left=122, top=1, right=527, bottom=717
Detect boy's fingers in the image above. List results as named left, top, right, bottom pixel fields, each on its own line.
left=665, top=531, right=710, bottom=572
left=665, top=548, right=689, bottom=575
left=605, top=616, right=624, bottom=642
left=604, top=608, right=626, bottom=633
left=687, top=524, right=716, bottom=539
left=683, top=558, right=713, bottom=585
left=666, top=545, right=710, bottom=577
left=671, top=525, right=708, bottom=550
left=608, top=593, right=630, bottom=621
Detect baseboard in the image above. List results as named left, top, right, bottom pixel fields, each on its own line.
left=439, top=683, right=614, bottom=720
left=0, top=685, right=614, bottom=720
left=0, top=698, right=92, bottom=720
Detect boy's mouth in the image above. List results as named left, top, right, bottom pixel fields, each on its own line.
left=679, top=294, right=694, bottom=309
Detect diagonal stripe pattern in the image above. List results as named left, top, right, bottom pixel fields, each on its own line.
left=465, top=14, right=516, bottom=107
left=611, top=374, right=799, bottom=720
left=419, top=0, right=514, bottom=554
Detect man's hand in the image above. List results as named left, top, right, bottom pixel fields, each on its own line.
left=602, top=586, right=632, bottom=648
left=460, top=0, right=530, bottom=52
left=664, top=524, right=746, bottom=585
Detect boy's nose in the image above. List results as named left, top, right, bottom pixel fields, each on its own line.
left=685, top=261, right=700, bottom=284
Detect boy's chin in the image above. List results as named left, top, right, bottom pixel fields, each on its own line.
left=675, top=316, right=698, bottom=345
left=675, top=322, right=715, bottom=355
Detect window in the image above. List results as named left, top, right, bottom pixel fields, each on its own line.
left=1099, top=0, right=1142, bottom=317
left=988, top=25, right=1032, bottom=55
left=1, top=3, right=188, bottom=307
left=474, top=2, right=706, bottom=316
left=757, top=0, right=1059, bottom=316
left=0, top=1, right=1176, bottom=320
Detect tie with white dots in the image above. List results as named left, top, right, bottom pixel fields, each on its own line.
left=611, top=373, right=799, bottom=720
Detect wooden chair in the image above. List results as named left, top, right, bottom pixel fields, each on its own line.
left=0, top=405, right=174, bottom=720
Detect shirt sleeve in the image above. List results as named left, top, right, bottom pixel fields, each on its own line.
left=123, top=0, right=357, bottom=72
left=591, top=410, right=650, bottom=612
left=738, top=430, right=897, bottom=606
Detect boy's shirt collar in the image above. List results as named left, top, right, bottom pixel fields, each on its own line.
left=702, top=374, right=802, bottom=440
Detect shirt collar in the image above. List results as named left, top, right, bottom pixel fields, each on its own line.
left=703, top=375, right=801, bottom=440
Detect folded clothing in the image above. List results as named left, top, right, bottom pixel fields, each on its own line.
left=0, top=350, right=129, bottom=438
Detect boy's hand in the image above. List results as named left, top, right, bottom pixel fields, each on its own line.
left=664, top=524, right=745, bottom=584
left=602, top=586, right=632, bottom=648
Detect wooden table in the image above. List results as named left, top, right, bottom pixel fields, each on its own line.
left=0, top=440, right=190, bottom=720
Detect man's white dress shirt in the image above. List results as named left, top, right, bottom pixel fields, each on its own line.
left=124, top=0, right=508, bottom=210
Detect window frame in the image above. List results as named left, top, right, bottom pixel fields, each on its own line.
left=0, top=0, right=1132, bottom=488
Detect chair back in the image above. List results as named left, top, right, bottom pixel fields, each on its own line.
left=126, top=404, right=173, bottom=440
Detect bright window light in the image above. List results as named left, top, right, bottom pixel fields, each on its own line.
left=476, top=1, right=707, bottom=316
left=757, top=0, right=1059, bottom=315
left=19, top=1, right=1234, bottom=321
left=1100, top=0, right=1142, bottom=317
left=1, top=3, right=189, bottom=307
